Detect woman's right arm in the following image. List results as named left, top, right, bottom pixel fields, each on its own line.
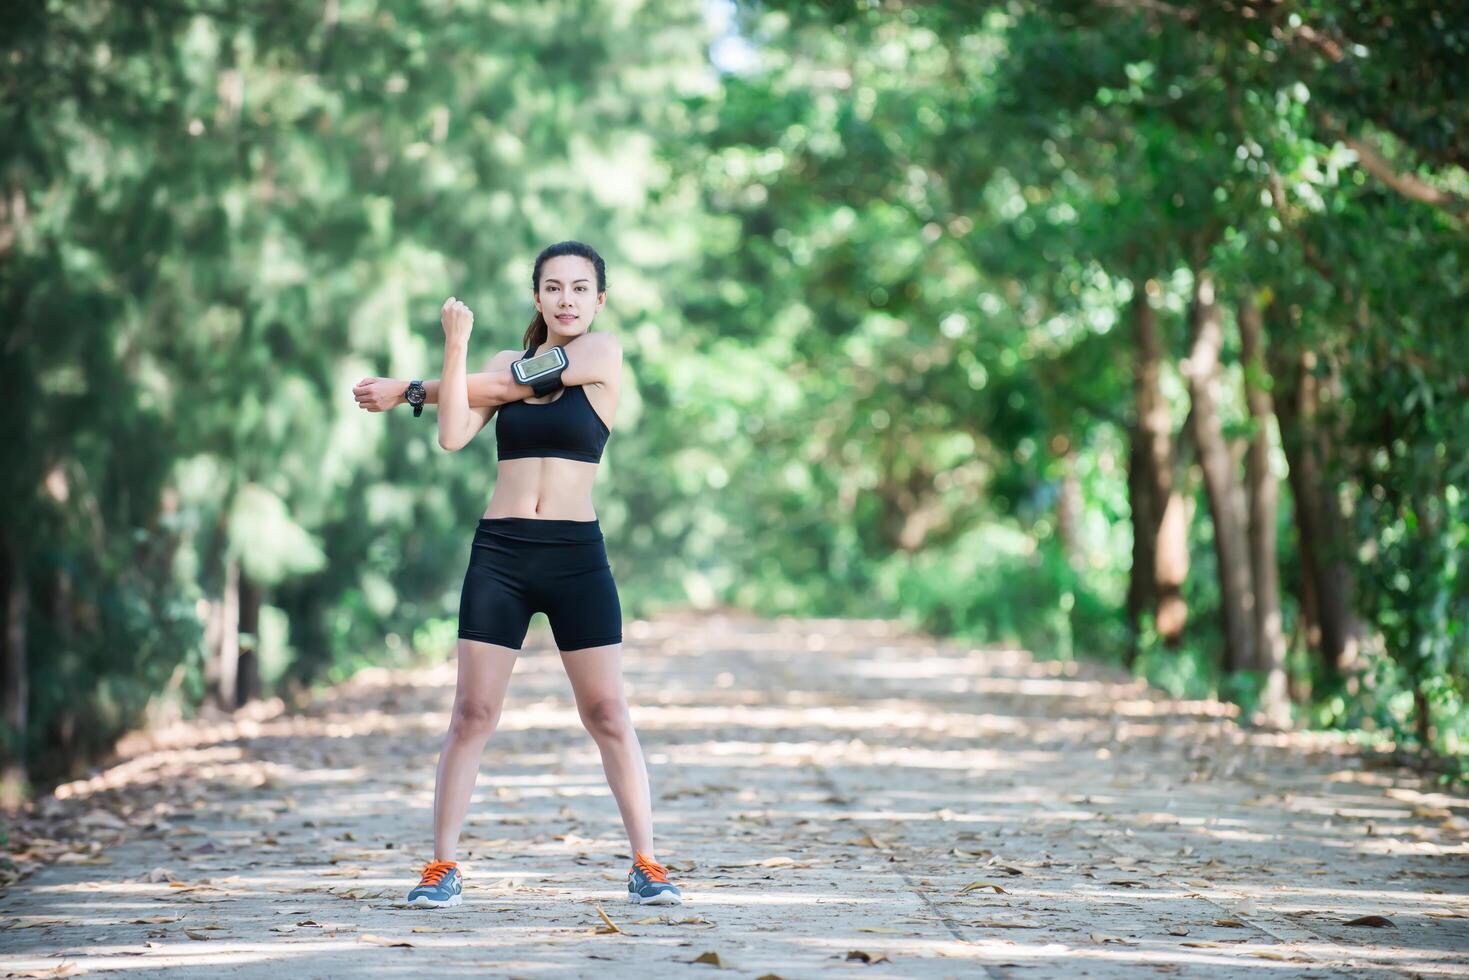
left=437, top=297, right=485, bottom=452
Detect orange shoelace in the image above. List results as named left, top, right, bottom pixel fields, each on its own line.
left=632, top=852, right=670, bottom=882
left=417, top=859, right=457, bottom=887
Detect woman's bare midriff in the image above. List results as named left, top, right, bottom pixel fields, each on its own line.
left=483, top=456, right=600, bottom=521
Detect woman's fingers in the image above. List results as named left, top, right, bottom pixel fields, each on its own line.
left=351, top=378, right=386, bottom=411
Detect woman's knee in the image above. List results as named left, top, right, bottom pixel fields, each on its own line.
left=449, top=698, right=501, bottom=739
left=579, top=697, right=632, bottom=740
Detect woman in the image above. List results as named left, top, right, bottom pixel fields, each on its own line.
left=352, top=240, right=682, bottom=909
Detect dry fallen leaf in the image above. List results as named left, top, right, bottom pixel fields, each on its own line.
left=1411, top=804, right=1452, bottom=820
left=359, top=933, right=414, bottom=947
left=669, top=916, right=715, bottom=927
left=54, top=853, right=111, bottom=866
left=3, top=962, right=88, bottom=978
left=592, top=903, right=622, bottom=935
left=959, top=880, right=1007, bottom=894
left=1343, top=914, right=1395, bottom=928
left=78, top=809, right=128, bottom=830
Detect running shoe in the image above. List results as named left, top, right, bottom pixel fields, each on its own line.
left=627, top=851, right=683, bottom=905
left=406, top=859, right=462, bottom=908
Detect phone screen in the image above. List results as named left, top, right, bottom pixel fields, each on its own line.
left=521, top=351, right=563, bottom=376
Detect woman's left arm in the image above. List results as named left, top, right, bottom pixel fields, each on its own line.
left=352, top=368, right=520, bottom=411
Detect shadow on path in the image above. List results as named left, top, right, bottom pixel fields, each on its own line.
left=3, top=610, right=1467, bottom=978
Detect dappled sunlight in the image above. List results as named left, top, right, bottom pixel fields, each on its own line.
left=6, top=613, right=1467, bottom=977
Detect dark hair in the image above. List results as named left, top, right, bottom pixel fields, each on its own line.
left=522, top=240, right=608, bottom=350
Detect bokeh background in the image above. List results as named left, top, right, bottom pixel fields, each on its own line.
left=3, top=0, right=1466, bottom=801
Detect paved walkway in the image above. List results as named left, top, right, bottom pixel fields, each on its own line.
left=2, top=610, right=1467, bottom=977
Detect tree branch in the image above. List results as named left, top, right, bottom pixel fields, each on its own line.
left=1319, top=114, right=1469, bottom=226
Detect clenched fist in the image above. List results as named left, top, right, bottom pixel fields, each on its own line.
left=442, top=296, right=473, bottom=345
left=353, top=377, right=406, bottom=412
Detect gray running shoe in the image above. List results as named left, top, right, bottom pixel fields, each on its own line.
left=627, top=852, right=683, bottom=905
left=406, top=860, right=462, bottom=908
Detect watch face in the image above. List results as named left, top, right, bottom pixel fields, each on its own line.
left=406, top=383, right=425, bottom=405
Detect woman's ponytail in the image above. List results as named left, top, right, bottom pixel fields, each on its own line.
left=522, top=310, right=549, bottom=352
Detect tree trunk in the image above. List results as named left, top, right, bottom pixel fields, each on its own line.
left=237, top=572, right=263, bottom=705
left=213, top=557, right=241, bottom=710
left=1126, top=282, right=1189, bottom=662
left=1264, top=303, right=1360, bottom=680
left=1414, top=685, right=1434, bottom=749
left=1183, top=269, right=1256, bottom=674
left=1239, top=293, right=1290, bottom=725
left=0, top=526, right=27, bottom=810
left=1056, top=442, right=1082, bottom=570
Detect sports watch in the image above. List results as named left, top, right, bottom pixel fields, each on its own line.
left=512, top=346, right=568, bottom=397
left=404, top=379, right=427, bottom=417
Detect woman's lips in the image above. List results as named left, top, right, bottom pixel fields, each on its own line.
left=556, top=315, right=577, bottom=322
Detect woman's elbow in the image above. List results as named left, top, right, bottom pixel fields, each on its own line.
left=438, top=431, right=463, bottom=452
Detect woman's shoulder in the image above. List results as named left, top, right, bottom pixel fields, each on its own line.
left=567, top=331, right=622, bottom=357
left=483, top=348, right=526, bottom=370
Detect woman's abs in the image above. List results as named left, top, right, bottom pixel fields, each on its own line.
left=484, top=456, right=600, bottom=520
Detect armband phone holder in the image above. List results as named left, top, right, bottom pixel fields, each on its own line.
left=512, top=346, right=568, bottom=397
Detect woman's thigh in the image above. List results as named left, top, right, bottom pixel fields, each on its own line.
left=558, top=640, right=625, bottom=719
left=452, top=637, right=521, bottom=716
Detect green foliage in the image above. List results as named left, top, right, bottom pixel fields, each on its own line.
left=3, top=0, right=1467, bottom=792
left=2, top=0, right=715, bottom=786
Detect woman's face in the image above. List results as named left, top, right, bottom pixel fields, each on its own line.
left=535, top=255, right=605, bottom=337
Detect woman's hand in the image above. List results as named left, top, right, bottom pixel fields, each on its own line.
left=352, top=377, right=406, bottom=412
left=441, top=295, right=474, bottom=346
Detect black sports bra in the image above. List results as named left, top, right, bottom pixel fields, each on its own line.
left=495, top=347, right=611, bottom=464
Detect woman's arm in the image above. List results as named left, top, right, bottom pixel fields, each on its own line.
left=437, top=298, right=488, bottom=452
left=351, top=372, right=506, bottom=411
left=352, top=351, right=533, bottom=412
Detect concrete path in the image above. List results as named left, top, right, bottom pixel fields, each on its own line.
left=3, top=610, right=1467, bottom=978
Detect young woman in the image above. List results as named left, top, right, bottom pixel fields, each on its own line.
left=351, top=240, right=681, bottom=909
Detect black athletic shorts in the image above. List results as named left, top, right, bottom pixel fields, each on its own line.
left=457, top=517, right=622, bottom=652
